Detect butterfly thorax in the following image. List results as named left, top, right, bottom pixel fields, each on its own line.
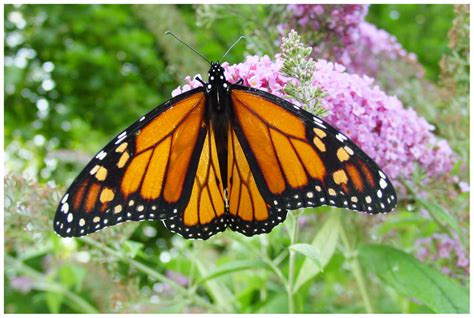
left=206, top=62, right=230, bottom=113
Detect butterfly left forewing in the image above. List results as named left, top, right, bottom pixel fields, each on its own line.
left=229, top=85, right=397, bottom=215
left=54, top=89, right=207, bottom=237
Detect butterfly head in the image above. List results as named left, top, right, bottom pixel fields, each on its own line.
left=207, top=62, right=228, bottom=90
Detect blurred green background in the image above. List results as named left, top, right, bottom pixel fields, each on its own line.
left=4, top=4, right=469, bottom=314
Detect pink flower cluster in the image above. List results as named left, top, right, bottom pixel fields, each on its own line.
left=415, top=233, right=469, bottom=274
left=172, top=55, right=454, bottom=185
left=312, top=59, right=454, bottom=182
left=279, top=4, right=424, bottom=79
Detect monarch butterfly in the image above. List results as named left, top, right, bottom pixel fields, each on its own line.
left=54, top=33, right=397, bottom=240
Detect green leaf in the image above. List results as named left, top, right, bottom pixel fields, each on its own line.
left=198, top=260, right=267, bottom=284
left=359, top=244, right=469, bottom=313
left=257, top=293, right=288, bottom=313
left=418, top=198, right=459, bottom=232
left=289, top=243, right=322, bottom=270
left=294, top=212, right=341, bottom=292
left=45, top=291, right=64, bottom=314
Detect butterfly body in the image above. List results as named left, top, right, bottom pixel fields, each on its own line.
left=54, top=61, right=397, bottom=240
left=204, top=63, right=231, bottom=185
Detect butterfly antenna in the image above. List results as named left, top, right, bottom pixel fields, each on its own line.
left=165, top=31, right=211, bottom=65
left=219, top=35, right=246, bottom=63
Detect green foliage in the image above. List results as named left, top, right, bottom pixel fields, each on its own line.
left=359, top=244, right=469, bottom=313
left=437, top=4, right=470, bottom=167
left=132, top=4, right=207, bottom=78
left=294, top=212, right=340, bottom=292
left=440, top=5, right=469, bottom=96
left=366, top=4, right=454, bottom=80
left=195, top=4, right=286, bottom=57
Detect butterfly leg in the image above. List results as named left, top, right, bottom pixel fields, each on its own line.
left=195, top=76, right=206, bottom=86
left=236, top=79, right=243, bottom=85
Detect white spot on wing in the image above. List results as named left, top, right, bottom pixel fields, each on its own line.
left=61, top=202, right=69, bottom=214
left=336, top=133, right=348, bottom=142
left=96, top=150, right=107, bottom=160
left=117, top=131, right=127, bottom=139
left=315, top=122, right=326, bottom=129
left=313, top=117, right=323, bottom=124
left=61, top=194, right=69, bottom=204
left=115, top=136, right=126, bottom=145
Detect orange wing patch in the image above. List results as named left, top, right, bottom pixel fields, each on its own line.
left=346, top=163, right=364, bottom=192
left=140, top=137, right=172, bottom=200
left=164, top=125, right=226, bottom=239
left=357, top=159, right=375, bottom=188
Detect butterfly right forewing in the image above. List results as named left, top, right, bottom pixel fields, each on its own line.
left=228, top=85, right=397, bottom=215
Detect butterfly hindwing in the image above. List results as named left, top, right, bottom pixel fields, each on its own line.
left=54, top=88, right=207, bottom=237
left=229, top=85, right=397, bottom=215
left=227, top=125, right=288, bottom=236
left=163, top=123, right=227, bottom=239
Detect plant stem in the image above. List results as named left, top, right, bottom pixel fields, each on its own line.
left=263, top=257, right=288, bottom=287
left=339, top=222, right=374, bottom=313
left=287, top=209, right=301, bottom=313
